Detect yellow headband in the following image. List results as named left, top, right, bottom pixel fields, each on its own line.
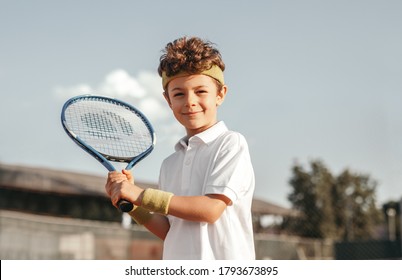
left=162, top=65, right=224, bottom=90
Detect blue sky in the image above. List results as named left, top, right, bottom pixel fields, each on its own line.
left=1, top=0, right=401, bottom=207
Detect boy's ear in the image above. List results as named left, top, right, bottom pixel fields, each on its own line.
left=216, top=85, right=228, bottom=106
left=163, top=91, right=172, bottom=108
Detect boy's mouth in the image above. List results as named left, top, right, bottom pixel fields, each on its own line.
left=182, top=111, right=202, bottom=116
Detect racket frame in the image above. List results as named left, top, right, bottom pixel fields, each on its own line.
left=61, top=94, right=156, bottom=212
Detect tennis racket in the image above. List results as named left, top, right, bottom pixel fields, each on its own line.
left=61, top=94, right=156, bottom=212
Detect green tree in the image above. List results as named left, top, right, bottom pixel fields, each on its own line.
left=335, top=170, right=382, bottom=240
left=286, top=160, right=335, bottom=238
left=284, top=159, right=382, bottom=240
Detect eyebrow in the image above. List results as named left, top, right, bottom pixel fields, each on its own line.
left=170, top=85, right=209, bottom=92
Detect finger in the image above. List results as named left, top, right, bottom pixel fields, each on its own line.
left=109, top=185, right=123, bottom=208
left=105, top=180, right=113, bottom=197
left=108, top=171, right=119, bottom=177
left=105, top=172, right=125, bottom=196
left=122, top=169, right=134, bottom=183
left=109, top=174, right=128, bottom=184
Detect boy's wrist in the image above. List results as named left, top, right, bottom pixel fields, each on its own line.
left=141, top=188, right=174, bottom=215
left=132, top=185, right=145, bottom=206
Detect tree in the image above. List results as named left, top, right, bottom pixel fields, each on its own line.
left=285, top=160, right=335, bottom=238
left=335, top=170, right=382, bottom=240
left=283, top=159, right=382, bottom=240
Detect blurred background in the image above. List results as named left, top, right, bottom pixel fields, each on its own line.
left=1, top=0, right=401, bottom=259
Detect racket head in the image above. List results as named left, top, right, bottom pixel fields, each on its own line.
left=61, top=95, right=156, bottom=171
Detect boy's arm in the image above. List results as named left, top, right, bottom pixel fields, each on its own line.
left=105, top=171, right=170, bottom=240
left=106, top=171, right=230, bottom=226
left=134, top=193, right=229, bottom=225
left=128, top=195, right=227, bottom=239
left=167, top=194, right=230, bottom=224
left=141, top=213, right=170, bottom=240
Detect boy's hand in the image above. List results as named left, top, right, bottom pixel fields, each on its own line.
left=105, top=171, right=142, bottom=209
left=122, top=169, right=134, bottom=184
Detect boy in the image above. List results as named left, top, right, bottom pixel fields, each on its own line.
left=105, top=36, right=255, bottom=260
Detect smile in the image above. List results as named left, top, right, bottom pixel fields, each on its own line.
left=182, top=111, right=202, bottom=116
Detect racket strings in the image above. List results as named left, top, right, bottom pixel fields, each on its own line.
left=65, top=98, right=153, bottom=159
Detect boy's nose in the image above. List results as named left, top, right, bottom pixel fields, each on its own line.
left=185, top=93, right=196, bottom=106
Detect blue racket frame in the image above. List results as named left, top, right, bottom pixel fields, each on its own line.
left=61, top=94, right=156, bottom=212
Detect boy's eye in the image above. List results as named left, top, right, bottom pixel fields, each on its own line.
left=173, top=92, right=184, bottom=97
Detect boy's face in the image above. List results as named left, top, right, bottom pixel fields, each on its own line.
left=164, top=74, right=227, bottom=137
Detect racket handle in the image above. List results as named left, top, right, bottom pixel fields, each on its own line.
left=118, top=200, right=134, bottom=212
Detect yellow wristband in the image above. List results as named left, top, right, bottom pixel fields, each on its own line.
left=141, top=188, right=173, bottom=215
left=129, top=205, right=153, bottom=225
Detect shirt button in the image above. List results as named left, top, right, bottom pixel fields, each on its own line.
left=185, top=158, right=191, bottom=165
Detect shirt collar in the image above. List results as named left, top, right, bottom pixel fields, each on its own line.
left=175, top=121, right=228, bottom=151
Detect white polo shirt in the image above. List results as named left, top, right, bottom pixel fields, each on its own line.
left=159, top=121, right=255, bottom=260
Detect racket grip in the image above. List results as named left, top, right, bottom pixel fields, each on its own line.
left=118, top=199, right=134, bottom=212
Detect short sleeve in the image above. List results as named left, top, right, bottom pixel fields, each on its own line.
left=205, top=132, right=254, bottom=203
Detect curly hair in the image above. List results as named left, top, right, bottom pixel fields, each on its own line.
left=158, top=37, right=225, bottom=78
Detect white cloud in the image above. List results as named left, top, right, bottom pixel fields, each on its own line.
left=139, top=97, right=168, bottom=121
left=53, top=69, right=158, bottom=100
left=99, top=69, right=146, bottom=98
left=137, top=71, right=164, bottom=99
